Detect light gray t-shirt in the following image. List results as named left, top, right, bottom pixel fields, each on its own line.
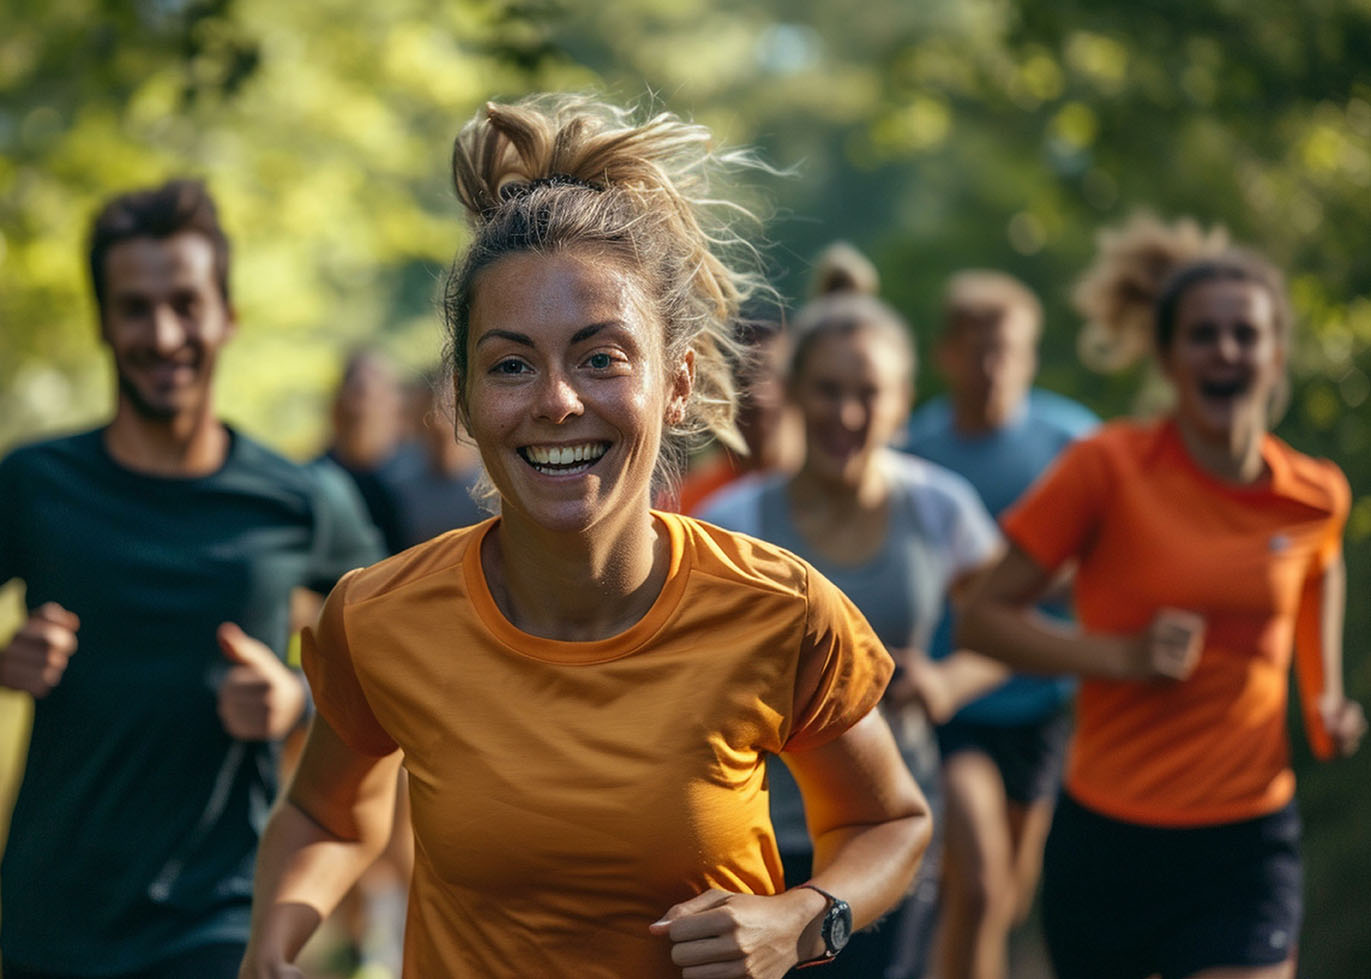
left=698, top=450, right=1000, bottom=854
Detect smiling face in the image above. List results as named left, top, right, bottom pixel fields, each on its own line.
left=100, top=231, right=237, bottom=424
left=462, top=249, right=691, bottom=535
left=940, top=303, right=1038, bottom=425
left=1163, top=278, right=1285, bottom=443
left=790, top=325, right=911, bottom=489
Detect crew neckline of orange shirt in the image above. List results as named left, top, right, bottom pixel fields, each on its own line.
left=1159, top=416, right=1292, bottom=500
left=462, top=510, right=691, bottom=665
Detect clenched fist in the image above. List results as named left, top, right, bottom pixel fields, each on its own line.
left=0, top=602, right=79, bottom=698
left=216, top=622, right=307, bottom=742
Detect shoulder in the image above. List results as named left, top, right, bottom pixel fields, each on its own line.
left=1025, top=388, right=1100, bottom=437
left=884, top=450, right=985, bottom=513
left=340, top=520, right=489, bottom=607
left=1268, top=437, right=1351, bottom=519
left=671, top=512, right=816, bottom=601
left=1073, top=417, right=1161, bottom=464
left=694, top=472, right=781, bottom=534
left=0, top=427, right=103, bottom=473
left=230, top=431, right=366, bottom=510
left=227, top=430, right=320, bottom=489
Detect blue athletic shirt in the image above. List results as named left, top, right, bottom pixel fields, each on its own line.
left=0, top=427, right=381, bottom=975
left=904, top=388, right=1099, bottom=725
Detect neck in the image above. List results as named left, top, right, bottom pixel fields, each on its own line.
left=951, top=391, right=1014, bottom=436
left=333, top=433, right=392, bottom=470
left=790, top=453, right=890, bottom=516
left=1173, top=413, right=1268, bottom=485
left=483, top=506, right=667, bottom=641
left=428, top=438, right=467, bottom=478
left=104, top=398, right=229, bottom=477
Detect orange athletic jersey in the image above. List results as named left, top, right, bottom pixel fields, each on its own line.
left=1002, top=419, right=1349, bottom=827
left=302, top=511, right=892, bottom=977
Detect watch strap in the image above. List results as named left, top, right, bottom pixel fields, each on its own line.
left=793, top=883, right=846, bottom=968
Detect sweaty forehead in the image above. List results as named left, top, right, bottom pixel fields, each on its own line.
left=471, top=249, right=653, bottom=335
left=104, top=232, right=218, bottom=295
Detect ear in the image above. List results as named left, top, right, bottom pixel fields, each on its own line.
left=665, top=349, right=695, bottom=426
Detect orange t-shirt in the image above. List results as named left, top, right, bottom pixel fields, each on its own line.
left=302, top=511, right=892, bottom=977
left=1002, top=419, right=1349, bottom=827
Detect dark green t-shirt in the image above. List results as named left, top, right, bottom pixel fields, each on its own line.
left=0, top=426, right=382, bottom=974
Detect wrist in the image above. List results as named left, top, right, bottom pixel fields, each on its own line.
left=785, top=884, right=829, bottom=962
left=792, top=883, right=852, bottom=967
left=1098, top=635, right=1140, bottom=680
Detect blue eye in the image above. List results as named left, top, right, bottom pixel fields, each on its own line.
left=588, top=352, right=613, bottom=369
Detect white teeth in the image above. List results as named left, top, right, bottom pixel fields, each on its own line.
left=524, top=443, right=607, bottom=467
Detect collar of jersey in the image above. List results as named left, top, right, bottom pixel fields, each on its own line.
left=462, top=511, right=690, bottom=665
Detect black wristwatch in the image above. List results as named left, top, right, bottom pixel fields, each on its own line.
left=794, top=883, right=852, bottom=967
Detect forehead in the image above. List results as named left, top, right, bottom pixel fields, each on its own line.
left=469, top=249, right=654, bottom=341
left=104, top=232, right=218, bottom=296
left=801, top=326, right=909, bottom=385
left=949, top=303, right=1037, bottom=345
left=1176, top=278, right=1275, bottom=325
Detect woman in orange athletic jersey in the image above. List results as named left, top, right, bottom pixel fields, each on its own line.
left=239, top=95, right=931, bottom=979
left=960, top=216, right=1365, bottom=979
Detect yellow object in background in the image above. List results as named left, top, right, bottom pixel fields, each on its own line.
left=1, top=581, right=32, bottom=944
left=0, top=690, right=32, bottom=853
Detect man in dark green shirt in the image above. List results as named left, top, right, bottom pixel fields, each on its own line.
left=0, top=179, right=382, bottom=978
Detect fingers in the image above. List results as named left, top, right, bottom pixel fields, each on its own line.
left=1321, top=698, right=1367, bottom=757
left=218, top=621, right=276, bottom=667
left=34, top=601, right=81, bottom=632
left=216, top=626, right=305, bottom=741
left=1146, top=608, right=1205, bottom=681
left=0, top=604, right=80, bottom=697
left=650, top=889, right=731, bottom=933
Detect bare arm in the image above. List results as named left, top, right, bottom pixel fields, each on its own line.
left=791, top=707, right=931, bottom=926
left=889, top=646, right=1010, bottom=725
left=240, top=712, right=403, bottom=977
left=1315, top=557, right=1366, bottom=757
left=958, top=544, right=1204, bottom=682
left=650, top=709, right=929, bottom=977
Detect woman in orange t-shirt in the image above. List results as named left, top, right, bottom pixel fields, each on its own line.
left=239, top=95, right=931, bottom=979
left=960, top=217, right=1365, bottom=979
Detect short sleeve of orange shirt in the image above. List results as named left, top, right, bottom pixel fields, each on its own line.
left=299, top=511, right=892, bottom=977
left=1001, top=418, right=1350, bottom=827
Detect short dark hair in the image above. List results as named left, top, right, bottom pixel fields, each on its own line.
left=88, top=178, right=231, bottom=316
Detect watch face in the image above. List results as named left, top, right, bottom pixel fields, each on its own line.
left=827, top=902, right=852, bottom=951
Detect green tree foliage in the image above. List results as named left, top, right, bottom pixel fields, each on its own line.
left=3, top=0, right=1369, bottom=971
left=0, top=0, right=586, bottom=453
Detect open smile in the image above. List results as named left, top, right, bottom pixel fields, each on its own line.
left=518, top=441, right=610, bottom=476
left=1199, top=376, right=1249, bottom=400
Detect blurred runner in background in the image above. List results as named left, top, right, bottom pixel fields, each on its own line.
left=961, top=216, right=1366, bottom=979
left=0, top=179, right=381, bottom=979
left=903, top=270, right=1097, bottom=979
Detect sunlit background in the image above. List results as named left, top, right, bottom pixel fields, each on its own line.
left=3, top=1, right=1369, bottom=973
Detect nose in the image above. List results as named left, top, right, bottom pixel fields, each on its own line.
left=150, top=304, right=186, bottom=355
left=837, top=395, right=867, bottom=431
left=1214, top=329, right=1241, bottom=362
left=533, top=368, right=584, bottom=423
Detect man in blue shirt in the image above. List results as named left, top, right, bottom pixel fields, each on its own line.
left=0, top=180, right=381, bottom=978
left=904, top=270, right=1096, bottom=979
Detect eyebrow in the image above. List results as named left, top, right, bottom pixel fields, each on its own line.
left=473, top=321, right=618, bottom=349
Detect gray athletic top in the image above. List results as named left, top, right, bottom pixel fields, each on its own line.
left=699, top=450, right=999, bottom=854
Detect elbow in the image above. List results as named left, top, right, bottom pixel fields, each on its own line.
left=890, top=804, right=935, bottom=900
